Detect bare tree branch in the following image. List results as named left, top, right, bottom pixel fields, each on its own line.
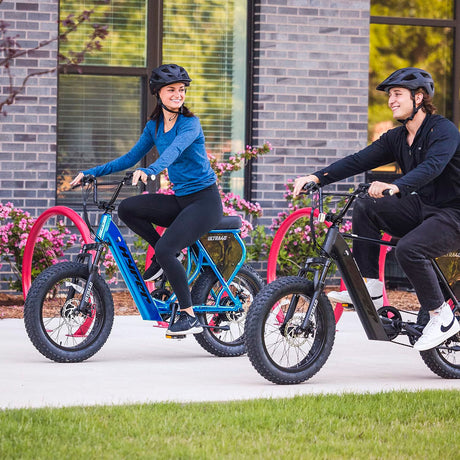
left=0, top=2, right=109, bottom=115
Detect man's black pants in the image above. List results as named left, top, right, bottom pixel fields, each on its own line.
left=352, top=193, right=460, bottom=311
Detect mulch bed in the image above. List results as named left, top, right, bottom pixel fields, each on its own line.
left=0, top=289, right=419, bottom=320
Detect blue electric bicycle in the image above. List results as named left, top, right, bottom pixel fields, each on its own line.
left=24, top=172, right=263, bottom=362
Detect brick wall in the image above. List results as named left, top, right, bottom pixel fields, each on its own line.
left=0, top=0, right=58, bottom=290
left=251, top=0, right=370, bottom=233
left=0, top=0, right=58, bottom=211
left=0, top=0, right=371, bottom=290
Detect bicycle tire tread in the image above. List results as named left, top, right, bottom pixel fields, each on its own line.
left=245, top=276, right=336, bottom=384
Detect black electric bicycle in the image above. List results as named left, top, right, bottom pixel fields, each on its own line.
left=245, top=183, right=460, bottom=384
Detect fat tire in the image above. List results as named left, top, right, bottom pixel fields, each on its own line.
left=245, top=276, right=336, bottom=384
left=419, top=327, right=460, bottom=379
left=24, top=262, right=114, bottom=363
left=191, top=265, right=264, bottom=357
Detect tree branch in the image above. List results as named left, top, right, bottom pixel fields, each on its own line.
left=0, top=3, right=109, bottom=115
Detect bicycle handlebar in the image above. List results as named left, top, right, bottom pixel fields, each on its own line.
left=75, top=171, right=151, bottom=238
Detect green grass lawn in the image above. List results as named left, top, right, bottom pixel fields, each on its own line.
left=1, top=390, right=458, bottom=459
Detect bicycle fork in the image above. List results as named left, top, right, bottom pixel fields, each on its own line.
left=75, top=243, right=106, bottom=316
left=291, top=226, right=391, bottom=341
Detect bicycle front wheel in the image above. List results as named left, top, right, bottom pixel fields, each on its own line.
left=24, top=262, right=114, bottom=362
left=191, top=265, right=264, bottom=357
left=245, top=276, right=336, bottom=384
left=419, top=313, right=460, bottom=379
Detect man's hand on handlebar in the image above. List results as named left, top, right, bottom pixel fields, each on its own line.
left=293, top=175, right=320, bottom=198
left=368, top=181, right=399, bottom=199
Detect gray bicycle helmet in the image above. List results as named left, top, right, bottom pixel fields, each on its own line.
left=377, top=67, right=435, bottom=124
left=376, top=67, right=435, bottom=97
left=149, top=64, right=192, bottom=95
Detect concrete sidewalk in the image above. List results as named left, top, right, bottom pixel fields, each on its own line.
left=1, top=311, right=460, bottom=409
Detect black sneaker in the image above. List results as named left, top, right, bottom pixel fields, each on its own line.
left=143, top=252, right=184, bottom=282
left=143, top=257, right=163, bottom=282
left=166, top=311, right=203, bottom=336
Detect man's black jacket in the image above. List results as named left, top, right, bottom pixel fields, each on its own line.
left=314, top=114, right=460, bottom=209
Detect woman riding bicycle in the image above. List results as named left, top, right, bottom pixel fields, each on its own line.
left=293, top=67, right=460, bottom=352
left=70, top=63, right=223, bottom=337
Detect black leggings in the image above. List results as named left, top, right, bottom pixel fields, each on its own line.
left=118, top=183, right=223, bottom=309
left=352, top=193, right=460, bottom=311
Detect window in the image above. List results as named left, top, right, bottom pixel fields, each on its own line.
left=57, top=75, right=143, bottom=201
left=368, top=0, right=460, bottom=174
left=57, top=0, right=249, bottom=203
left=162, top=0, right=248, bottom=195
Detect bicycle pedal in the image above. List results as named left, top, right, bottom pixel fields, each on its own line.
left=165, top=334, right=186, bottom=340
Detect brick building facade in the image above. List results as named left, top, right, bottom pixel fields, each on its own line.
left=0, top=0, right=370, bottom=291
left=251, top=0, right=369, bottom=228
left=1, top=0, right=58, bottom=211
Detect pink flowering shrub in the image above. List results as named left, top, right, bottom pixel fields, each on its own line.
left=0, top=202, right=118, bottom=290
left=0, top=202, right=79, bottom=291
left=247, top=180, right=352, bottom=277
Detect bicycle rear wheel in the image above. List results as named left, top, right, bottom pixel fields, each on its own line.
left=24, top=262, right=114, bottom=362
left=245, top=276, right=336, bottom=384
left=191, top=265, right=264, bottom=357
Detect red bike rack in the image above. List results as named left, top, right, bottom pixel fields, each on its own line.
left=22, top=206, right=93, bottom=299
left=266, top=207, right=391, bottom=323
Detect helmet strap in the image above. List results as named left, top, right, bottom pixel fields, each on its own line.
left=156, top=95, right=183, bottom=115
left=161, top=103, right=182, bottom=115
left=397, top=90, right=423, bottom=125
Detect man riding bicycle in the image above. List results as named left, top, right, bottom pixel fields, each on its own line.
left=293, top=67, right=460, bottom=351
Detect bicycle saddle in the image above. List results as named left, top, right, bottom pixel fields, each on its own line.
left=213, top=216, right=242, bottom=230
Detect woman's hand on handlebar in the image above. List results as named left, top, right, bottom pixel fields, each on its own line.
left=131, top=169, right=149, bottom=186
left=368, top=181, right=399, bottom=199
left=293, top=175, right=320, bottom=198
left=70, top=172, right=84, bottom=188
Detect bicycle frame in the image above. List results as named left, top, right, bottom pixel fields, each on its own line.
left=73, top=173, right=248, bottom=323
left=301, top=184, right=459, bottom=343
left=83, top=211, right=247, bottom=322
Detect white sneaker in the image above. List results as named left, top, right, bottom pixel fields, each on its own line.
left=413, top=302, right=460, bottom=351
left=327, top=278, right=384, bottom=309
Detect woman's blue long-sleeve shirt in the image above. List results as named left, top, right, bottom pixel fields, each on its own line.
left=83, top=115, right=216, bottom=196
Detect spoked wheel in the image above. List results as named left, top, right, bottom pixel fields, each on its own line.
left=191, top=265, right=264, bottom=357
left=245, top=276, right=336, bottom=384
left=24, top=262, right=114, bottom=362
left=419, top=311, right=460, bottom=378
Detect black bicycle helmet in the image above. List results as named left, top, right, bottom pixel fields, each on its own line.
left=376, top=67, right=435, bottom=97
left=149, top=64, right=192, bottom=94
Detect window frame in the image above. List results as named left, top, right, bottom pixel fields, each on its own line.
left=57, top=0, right=254, bottom=201
left=370, top=0, right=460, bottom=127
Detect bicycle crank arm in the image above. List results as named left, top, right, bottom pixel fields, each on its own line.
left=201, top=324, right=230, bottom=331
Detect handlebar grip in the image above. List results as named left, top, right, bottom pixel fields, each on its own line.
left=382, top=189, right=394, bottom=196
left=301, top=181, right=319, bottom=193
left=71, top=174, right=95, bottom=190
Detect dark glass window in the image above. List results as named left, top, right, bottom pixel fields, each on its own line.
left=163, top=0, right=248, bottom=195
left=57, top=75, right=143, bottom=203
left=371, top=0, right=454, bottom=19
left=57, top=0, right=249, bottom=203
left=369, top=24, right=453, bottom=142
left=369, top=0, right=460, bottom=174
left=59, top=0, right=148, bottom=67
